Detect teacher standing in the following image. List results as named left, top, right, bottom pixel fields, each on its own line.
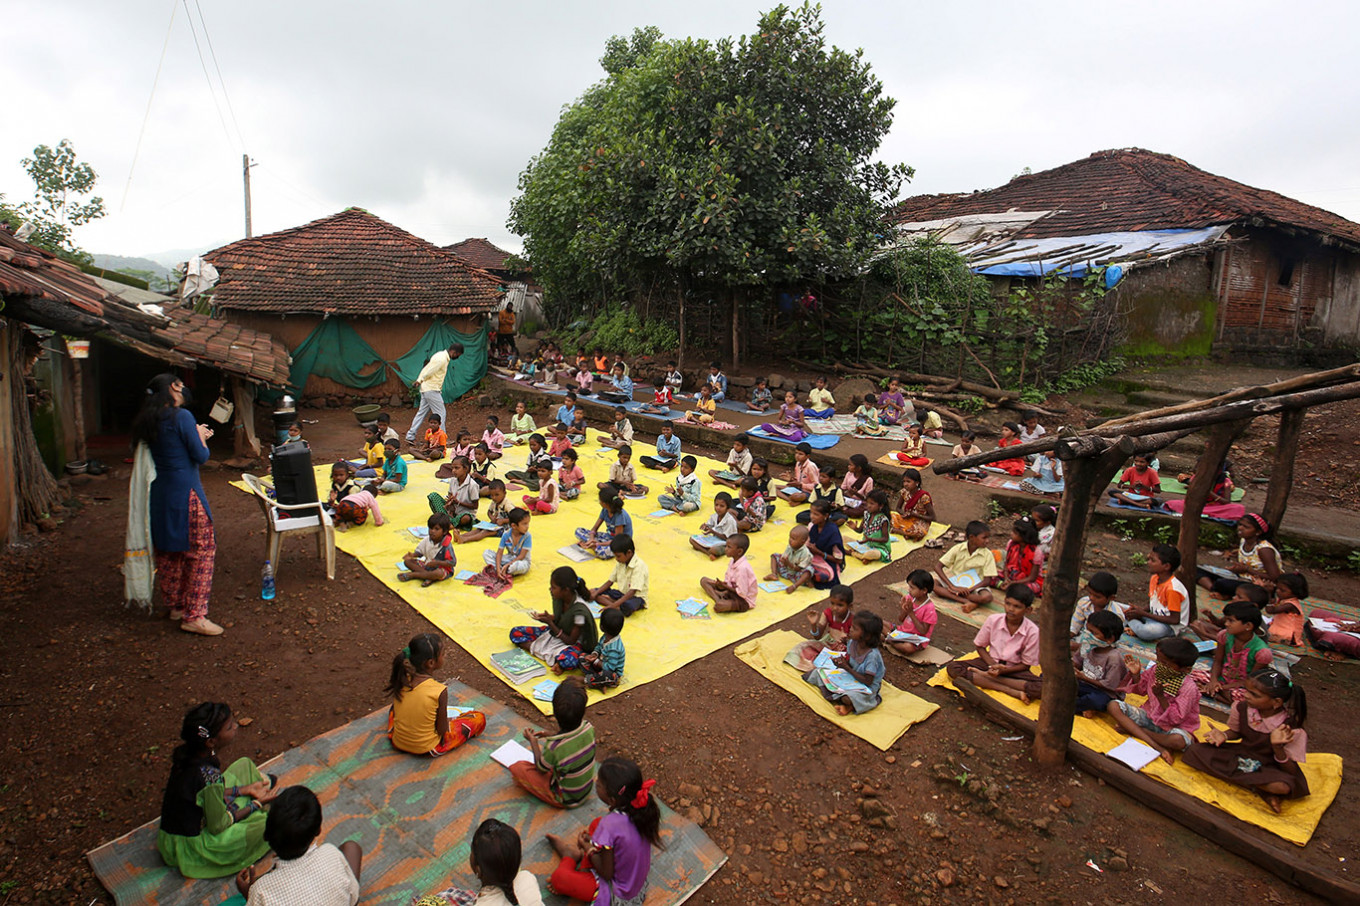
left=405, top=342, right=464, bottom=444
left=130, top=374, right=222, bottom=636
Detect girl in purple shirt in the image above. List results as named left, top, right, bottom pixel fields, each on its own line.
left=547, top=757, right=660, bottom=905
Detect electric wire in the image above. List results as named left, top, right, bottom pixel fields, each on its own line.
left=181, top=0, right=237, bottom=150
left=193, top=0, right=248, bottom=150
left=121, top=0, right=179, bottom=210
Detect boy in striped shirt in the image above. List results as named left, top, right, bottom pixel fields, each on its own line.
left=510, top=680, right=596, bottom=808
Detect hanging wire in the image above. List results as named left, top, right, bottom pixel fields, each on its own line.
left=181, top=0, right=237, bottom=149
left=193, top=0, right=248, bottom=150
left=121, top=0, right=179, bottom=210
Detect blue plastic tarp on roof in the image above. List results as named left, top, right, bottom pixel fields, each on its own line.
left=970, top=227, right=1226, bottom=280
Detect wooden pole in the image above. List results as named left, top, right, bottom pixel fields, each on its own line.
left=1262, top=409, right=1305, bottom=530
left=730, top=288, right=740, bottom=370
left=1034, top=443, right=1129, bottom=767
left=71, top=357, right=87, bottom=464
left=1176, top=420, right=1250, bottom=618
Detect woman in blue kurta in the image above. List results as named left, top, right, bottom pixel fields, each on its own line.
left=131, top=374, right=222, bottom=635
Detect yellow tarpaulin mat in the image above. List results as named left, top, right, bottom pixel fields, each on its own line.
left=734, top=630, right=939, bottom=750
left=928, top=660, right=1343, bottom=845
left=236, top=442, right=945, bottom=714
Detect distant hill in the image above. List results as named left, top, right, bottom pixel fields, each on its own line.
left=90, top=253, right=178, bottom=292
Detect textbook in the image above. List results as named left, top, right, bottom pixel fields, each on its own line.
left=887, top=630, right=931, bottom=645
left=406, top=525, right=429, bottom=539
left=1106, top=738, right=1160, bottom=772
left=489, top=649, right=546, bottom=684
left=473, top=521, right=502, bottom=532
left=557, top=544, right=595, bottom=563
left=758, top=580, right=789, bottom=593
left=675, top=597, right=709, bottom=616
left=490, top=740, right=534, bottom=768
left=531, top=679, right=560, bottom=702
left=817, top=667, right=871, bottom=696
left=1193, top=639, right=1218, bottom=654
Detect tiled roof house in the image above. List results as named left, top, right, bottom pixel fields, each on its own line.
left=445, top=237, right=516, bottom=275
left=890, top=149, right=1360, bottom=358
left=206, top=209, right=503, bottom=396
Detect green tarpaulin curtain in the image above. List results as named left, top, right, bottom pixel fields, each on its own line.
left=390, top=320, right=490, bottom=402
left=288, top=318, right=388, bottom=390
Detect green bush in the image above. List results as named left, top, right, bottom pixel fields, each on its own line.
left=557, top=304, right=680, bottom=357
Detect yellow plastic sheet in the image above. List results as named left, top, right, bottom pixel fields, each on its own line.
left=236, top=445, right=945, bottom=714
left=928, top=660, right=1342, bottom=845
left=734, top=630, right=939, bottom=750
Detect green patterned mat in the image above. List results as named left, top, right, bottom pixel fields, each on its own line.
left=87, top=681, right=725, bottom=906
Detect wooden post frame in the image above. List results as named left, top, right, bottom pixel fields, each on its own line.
left=1176, top=420, right=1250, bottom=617
left=1263, top=409, right=1305, bottom=530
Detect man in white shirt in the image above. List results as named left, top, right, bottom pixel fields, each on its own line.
left=406, top=342, right=464, bottom=443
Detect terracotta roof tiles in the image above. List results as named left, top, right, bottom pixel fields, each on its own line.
left=206, top=208, right=504, bottom=316
left=891, top=149, right=1360, bottom=249
left=445, top=237, right=515, bottom=271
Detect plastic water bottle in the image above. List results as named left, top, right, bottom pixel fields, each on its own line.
left=261, top=561, right=276, bottom=601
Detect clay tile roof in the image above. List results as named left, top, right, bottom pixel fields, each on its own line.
left=445, top=237, right=515, bottom=271
left=891, top=148, right=1360, bottom=249
left=205, top=208, right=504, bottom=316
left=0, top=230, right=112, bottom=317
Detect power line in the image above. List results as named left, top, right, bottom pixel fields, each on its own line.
left=121, top=0, right=179, bottom=211
left=181, top=0, right=237, bottom=150
left=193, top=0, right=247, bottom=150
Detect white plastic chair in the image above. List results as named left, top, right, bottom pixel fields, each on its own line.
left=242, top=473, right=336, bottom=580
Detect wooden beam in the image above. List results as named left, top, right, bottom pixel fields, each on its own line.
left=1263, top=409, right=1305, bottom=530
left=1033, top=444, right=1129, bottom=766
left=949, top=676, right=1360, bottom=902
left=934, top=380, right=1360, bottom=475
left=1176, top=420, right=1250, bottom=618
left=1098, top=363, right=1360, bottom=429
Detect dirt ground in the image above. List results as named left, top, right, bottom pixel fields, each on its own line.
left=1, top=388, right=1358, bottom=905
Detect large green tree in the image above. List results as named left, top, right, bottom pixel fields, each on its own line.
left=0, top=139, right=106, bottom=262
left=508, top=3, right=912, bottom=364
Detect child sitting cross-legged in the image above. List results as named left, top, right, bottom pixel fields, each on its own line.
left=547, top=422, right=573, bottom=459
left=946, top=583, right=1041, bottom=702
left=580, top=608, right=627, bottom=689
left=591, top=535, right=649, bottom=616
left=847, top=489, right=893, bottom=563
left=699, top=532, right=758, bottom=613
left=677, top=383, right=716, bottom=424
left=1187, top=582, right=1268, bottom=644
left=806, top=376, right=836, bottom=418
left=796, top=466, right=845, bottom=526
left=1073, top=609, right=1130, bottom=716
left=638, top=380, right=673, bottom=415
left=776, top=442, right=820, bottom=504
left=379, top=439, right=408, bottom=494
left=734, top=476, right=767, bottom=533
left=576, top=489, right=633, bottom=559
left=1109, top=453, right=1161, bottom=508
left=410, top=414, right=447, bottom=462
left=386, top=633, right=487, bottom=757
left=1182, top=669, right=1310, bottom=812
left=356, top=426, right=385, bottom=478
left=399, top=514, right=456, bottom=587
left=746, top=377, right=773, bottom=412
left=933, top=520, right=997, bottom=611
left=483, top=508, right=533, bottom=579
left=852, top=393, right=888, bottom=437
left=1069, top=571, right=1126, bottom=647
left=690, top=492, right=739, bottom=559
left=481, top=416, right=506, bottom=461
left=1201, top=601, right=1274, bottom=704
left=599, top=444, right=645, bottom=496
left=510, top=566, right=598, bottom=675
left=1266, top=572, right=1308, bottom=647
left=557, top=448, right=584, bottom=501
left=505, top=434, right=551, bottom=491
left=1106, top=636, right=1202, bottom=765
left=639, top=422, right=681, bottom=471
left=709, top=434, right=754, bottom=488
left=893, top=424, right=930, bottom=467
left=599, top=407, right=634, bottom=450
left=326, top=462, right=359, bottom=515
left=803, top=610, right=886, bottom=715
left=890, top=468, right=935, bottom=541
left=449, top=428, right=474, bottom=462
left=766, top=524, right=814, bottom=592
left=1124, top=543, right=1189, bottom=641
left=504, top=400, right=537, bottom=446
left=451, top=479, right=508, bottom=544
left=412, top=819, right=545, bottom=906
left=509, top=677, right=596, bottom=809
left=658, top=455, right=702, bottom=513
left=806, top=584, right=854, bottom=649
left=470, top=443, right=499, bottom=491
left=523, top=461, right=560, bottom=514
left=546, top=756, right=660, bottom=904
left=884, top=569, right=938, bottom=657
left=429, top=455, right=479, bottom=529
left=235, top=785, right=363, bottom=905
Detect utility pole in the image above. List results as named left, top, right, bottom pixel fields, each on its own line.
left=242, top=153, right=256, bottom=238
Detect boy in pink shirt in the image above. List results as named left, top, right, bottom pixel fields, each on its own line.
left=777, top=442, right=821, bottom=505
left=1107, top=636, right=1201, bottom=764
left=700, top=534, right=757, bottom=614
left=946, top=583, right=1040, bottom=700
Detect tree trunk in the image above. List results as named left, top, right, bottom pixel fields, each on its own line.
left=9, top=327, right=62, bottom=524
left=1262, top=409, right=1304, bottom=530
left=71, top=358, right=87, bottom=464
left=1176, top=420, right=1250, bottom=618
left=730, top=289, right=740, bottom=370
left=1033, top=445, right=1129, bottom=767
left=678, top=291, right=687, bottom=373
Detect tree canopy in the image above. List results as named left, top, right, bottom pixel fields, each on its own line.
left=508, top=3, right=912, bottom=348
left=0, top=139, right=106, bottom=262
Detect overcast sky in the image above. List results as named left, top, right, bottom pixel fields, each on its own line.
left=4, top=1, right=1359, bottom=262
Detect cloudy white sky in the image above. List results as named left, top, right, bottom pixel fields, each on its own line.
left=4, top=1, right=1359, bottom=262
